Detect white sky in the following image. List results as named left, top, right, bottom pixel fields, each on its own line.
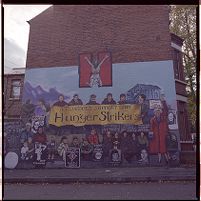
left=4, top=5, right=52, bottom=73
left=1, top=6, right=51, bottom=198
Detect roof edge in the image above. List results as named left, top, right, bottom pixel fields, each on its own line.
left=29, top=5, right=53, bottom=23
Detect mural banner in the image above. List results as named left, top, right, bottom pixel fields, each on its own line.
left=49, top=104, right=142, bottom=126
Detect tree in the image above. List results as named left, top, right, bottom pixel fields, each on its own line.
left=169, top=5, right=197, bottom=131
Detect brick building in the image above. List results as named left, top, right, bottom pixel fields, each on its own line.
left=4, top=5, right=193, bottom=167
left=4, top=68, right=25, bottom=120
left=26, top=5, right=190, bottom=142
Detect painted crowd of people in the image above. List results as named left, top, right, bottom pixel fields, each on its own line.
left=18, top=120, right=170, bottom=165
left=16, top=91, right=172, bottom=166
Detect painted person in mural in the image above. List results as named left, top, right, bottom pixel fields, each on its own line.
left=70, top=137, right=80, bottom=148
left=137, top=132, right=149, bottom=163
left=110, top=136, right=122, bottom=163
left=149, top=107, right=170, bottom=164
left=87, top=128, right=99, bottom=145
left=33, top=126, right=48, bottom=161
left=117, top=93, right=128, bottom=104
left=34, top=99, right=48, bottom=116
left=85, top=94, right=100, bottom=131
left=80, top=138, right=93, bottom=160
left=27, top=137, right=34, bottom=160
left=102, top=130, right=113, bottom=160
left=20, top=137, right=34, bottom=161
left=138, top=94, right=149, bottom=124
left=34, top=98, right=50, bottom=127
left=21, top=99, right=35, bottom=125
left=112, top=132, right=121, bottom=149
left=86, top=94, right=100, bottom=105
left=120, top=131, right=133, bottom=163
left=137, top=132, right=149, bottom=151
left=33, top=126, right=47, bottom=145
left=84, top=55, right=109, bottom=88
left=102, top=93, right=116, bottom=105
left=53, top=94, right=68, bottom=107
left=20, top=122, right=33, bottom=145
left=129, top=133, right=138, bottom=160
left=20, top=141, right=29, bottom=160
left=68, top=94, right=83, bottom=133
left=57, top=136, right=69, bottom=161
left=47, top=136, right=56, bottom=161
left=68, top=94, right=83, bottom=105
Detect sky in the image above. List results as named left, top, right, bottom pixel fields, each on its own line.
left=4, top=5, right=52, bottom=73
left=23, top=60, right=177, bottom=108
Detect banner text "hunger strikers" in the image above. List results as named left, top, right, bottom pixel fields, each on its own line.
left=49, top=104, right=142, bottom=127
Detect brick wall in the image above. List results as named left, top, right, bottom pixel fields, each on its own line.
left=26, top=5, right=172, bottom=68
left=177, top=101, right=191, bottom=141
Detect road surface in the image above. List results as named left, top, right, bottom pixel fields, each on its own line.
left=4, top=181, right=197, bottom=200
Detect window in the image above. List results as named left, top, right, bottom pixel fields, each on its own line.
left=172, top=49, right=184, bottom=81
left=10, top=80, right=21, bottom=99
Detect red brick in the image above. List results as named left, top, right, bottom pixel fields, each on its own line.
left=26, top=5, right=172, bottom=68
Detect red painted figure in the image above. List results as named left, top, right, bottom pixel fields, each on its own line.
left=87, top=128, right=99, bottom=145
left=149, top=107, right=170, bottom=163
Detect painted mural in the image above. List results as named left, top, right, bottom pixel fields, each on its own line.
left=4, top=55, right=180, bottom=169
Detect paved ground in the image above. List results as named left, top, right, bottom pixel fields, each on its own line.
left=4, top=165, right=197, bottom=200
left=3, top=181, right=197, bottom=200
left=4, top=166, right=196, bottom=183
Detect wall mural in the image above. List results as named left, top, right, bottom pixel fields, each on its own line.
left=4, top=53, right=180, bottom=169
